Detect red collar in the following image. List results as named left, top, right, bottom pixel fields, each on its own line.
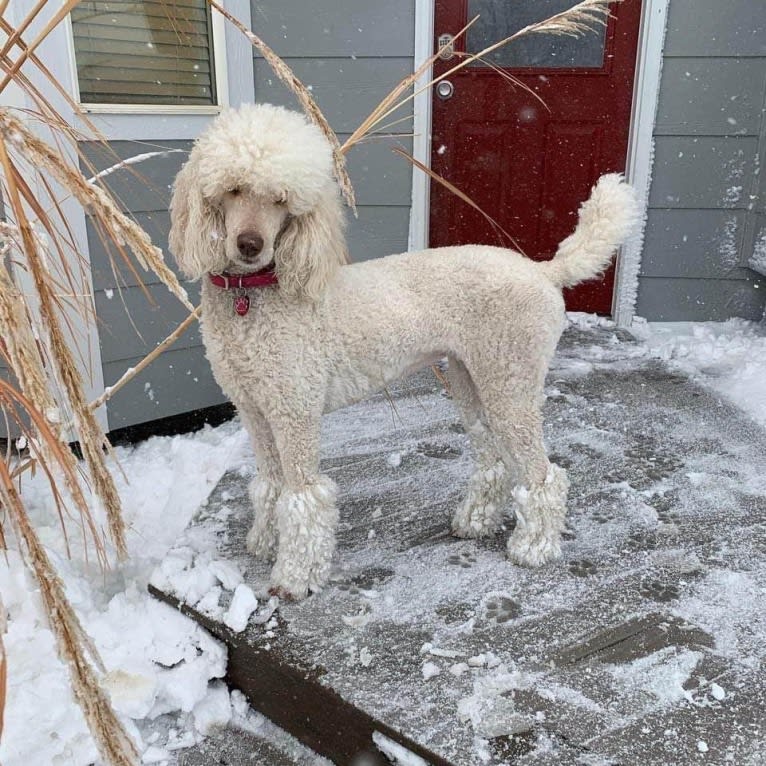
left=208, top=270, right=278, bottom=316
left=208, top=270, right=278, bottom=289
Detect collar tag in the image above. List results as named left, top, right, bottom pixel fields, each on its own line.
left=234, top=292, right=250, bottom=316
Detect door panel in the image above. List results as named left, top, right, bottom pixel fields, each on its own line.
left=430, top=0, right=642, bottom=313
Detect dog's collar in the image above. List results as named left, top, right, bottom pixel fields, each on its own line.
left=208, top=269, right=278, bottom=316
left=208, top=270, right=278, bottom=290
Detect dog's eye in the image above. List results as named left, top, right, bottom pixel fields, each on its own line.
left=230, top=187, right=242, bottom=197
left=275, top=194, right=287, bottom=206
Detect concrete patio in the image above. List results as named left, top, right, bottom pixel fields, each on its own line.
left=153, top=320, right=766, bottom=765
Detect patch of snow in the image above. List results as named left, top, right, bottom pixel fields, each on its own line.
left=748, top=230, right=766, bottom=276
left=0, top=420, right=251, bottom=765
left=86, top=150, right=186, bottom=184
left=421, top=661, right=441, bottom=679
left=632, top=319, right=766, bottom=427
left=607, top=647, right=702, bottom=708
left=222, top=584, right=258, bottom=633
left=372, top=732, right=429, bottom=766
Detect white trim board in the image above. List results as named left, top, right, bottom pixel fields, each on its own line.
left=408, top=0, right=435, bottom=251
left=410, top=0, right=668, bottom=324
left=614, top=0, right=669, bottom=326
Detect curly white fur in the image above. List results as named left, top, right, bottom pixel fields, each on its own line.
left=169, top=104, right=639, bottom=600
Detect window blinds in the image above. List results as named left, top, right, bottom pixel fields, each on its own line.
left=71, top=0, right=217, bottom=105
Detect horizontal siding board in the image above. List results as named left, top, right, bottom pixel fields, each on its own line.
left=79, top=140, right=191, bottom=213
left=347, top=206, right=411, bottom=260
left=103, top=345, right=226, bottom=430
left=254, top=57, right=414, bottom=134
left=95, top=281, right=202, bottom=364
left=250, top=0, right=415, bottom=58
left=89, top=206, right=410, bottom=289
left=636, top=276, right=766, bottom=322
left=655, top=57, right=766, bottom=137
left=648, top=136, right=759, bottom=209
left=641, top=209, right=751, bottom=279
left=341, top=134, right=413, bottom=206
left=664, top=0, right=766, bottom=57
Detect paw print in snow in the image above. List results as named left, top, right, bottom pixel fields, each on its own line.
left=568, top=558, right=597, bottom=578
left=591, top=509, right=614, bottom=525
left=484, top=595, right=521, bottom=624
left=448, top=550, right=477, bottom=569
left=639, top=579, right=680, bottom=603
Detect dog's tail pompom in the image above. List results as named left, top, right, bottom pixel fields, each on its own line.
left=541, top=173, right=640, bottom=289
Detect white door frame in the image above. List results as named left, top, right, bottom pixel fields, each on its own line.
left=409, top=0, right=670, bottom=326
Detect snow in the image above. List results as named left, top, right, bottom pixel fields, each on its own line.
left=371, top=732, right=429, bottom=766
left=632, top=318, right=766, bottom=428
left=86, top=150, right=186, bottom=184
left=0, top=421, right=251, bottom=765
left=222, top=584, right=258, bottom=633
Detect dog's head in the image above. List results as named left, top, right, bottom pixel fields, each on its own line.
left=168, top=104, right=347, bottom=299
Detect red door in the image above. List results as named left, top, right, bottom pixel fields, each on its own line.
left=429, top=0, right=641, bottom=313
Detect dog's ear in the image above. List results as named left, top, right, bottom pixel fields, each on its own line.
left=168, top=158, right=226, bottom=281
left=274, top=187, right=348, bottom=300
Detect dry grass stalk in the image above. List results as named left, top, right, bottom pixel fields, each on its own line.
left=89, top=305, right=203, bottom=412
left=0, top=110, right=193, bottom=312
left=208, top=0, right=356, bottom=213
left=0, top=249, right=104, bottom=561
left=0, top=453, right=138, bottom=766
left=0, top=136, right=128, bottom=560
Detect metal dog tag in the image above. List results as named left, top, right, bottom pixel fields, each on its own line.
left=234, top=293, right=250, bottom=316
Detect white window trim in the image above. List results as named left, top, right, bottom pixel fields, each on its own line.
left=410, top=0, right=670, bottom=325
left=65, top=0, right=254, bottom=140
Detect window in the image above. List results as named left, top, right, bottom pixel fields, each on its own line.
left=70, top=0, right=218, bottom=106
left=467, top=0, right=607, bottom=69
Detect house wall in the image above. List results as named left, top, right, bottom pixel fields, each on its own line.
left=83, top=0, right=416, bottom=432
left=249, top=0, right=416, bottom=261
left=635, top=0, right=766, bottom=321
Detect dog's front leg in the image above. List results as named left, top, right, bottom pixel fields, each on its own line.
left=268, top=412, right=338, bottom=601
left=240, top=409, right=283, bottom=561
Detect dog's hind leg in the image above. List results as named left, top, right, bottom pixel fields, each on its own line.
left=267, top=409, right=338, bottom=600
left=469, top=365, right=568, bottom=567
left=447, top=357, right=510, bottom=539
left=241, top=409, right=282, bottom=562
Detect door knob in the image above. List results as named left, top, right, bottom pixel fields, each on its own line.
left=436, top=80, right=454, bottom=100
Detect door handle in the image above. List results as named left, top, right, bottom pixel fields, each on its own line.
left=436, top=80, right=454, bottom=100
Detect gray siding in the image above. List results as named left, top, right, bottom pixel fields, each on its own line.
left=81, top=140, right=227, bottom=431
left=636, top=0, right=766, bottom=321
left=251, top=0, right=416, bottom=262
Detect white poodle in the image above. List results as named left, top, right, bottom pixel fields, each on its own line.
left=169, top=104, right=638, bottom=600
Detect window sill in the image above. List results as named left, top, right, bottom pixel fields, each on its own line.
left=81, top=104, right=223, bottom=116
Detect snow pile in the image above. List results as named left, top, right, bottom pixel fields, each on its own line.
left=0, top=421, right=251, bottom=765
left=632, top=318, right=766, bottom=427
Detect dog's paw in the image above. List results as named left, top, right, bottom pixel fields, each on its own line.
left=451, top=501, right=502, bottom=539
left=269, top=555, right=331, bottom=602
left=246, top=522, right=277, bottom=561
left=507, top=530, right=561, bottom=567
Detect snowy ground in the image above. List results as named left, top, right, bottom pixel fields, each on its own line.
left=1, top=313, right=764, bottom=765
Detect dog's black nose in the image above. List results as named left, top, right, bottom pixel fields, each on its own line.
left=237, top=231, right=264, bottom=260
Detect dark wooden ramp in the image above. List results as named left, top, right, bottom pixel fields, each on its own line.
left=151, top=325, right=766, bottom=765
